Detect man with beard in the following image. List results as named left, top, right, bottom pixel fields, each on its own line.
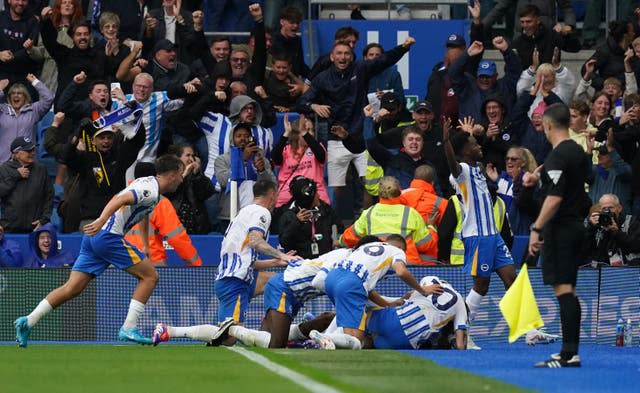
left=40, top=9, right=106, bottom=107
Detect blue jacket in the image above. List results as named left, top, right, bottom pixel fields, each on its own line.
left=588, top=150, right=633, bottom=214
left=0, top=235, right=24, bottom=268
left=297, top=44, right=410, bottom=148
left=449, top=49, right=521, bottom=121
left=23, top=223, right=74, bottom=268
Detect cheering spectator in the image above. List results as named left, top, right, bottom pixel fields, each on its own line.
left=308, top=26, right=359, bottom=80
left=24, top=223, right=75, bottom=268
left=142, top=0, right=196, bottom=64
left=568, top=99, right=599, bottom=163
left=0, top=0, right=40, bottom=93
left=364, top=43, right=405, bottom=108
left=228, top=95, right=274, bottom=158
left=0, top=74, right=54, bottom=163
left=270, top=6, right=309, bottom=78
left=0, top=137, right=54, bottom=233
left=101, top=0, right=145, bottom=42
left=516, top=48, right=576, bottom=109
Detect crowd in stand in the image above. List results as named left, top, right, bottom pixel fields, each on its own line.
left=1, top=0, right=640, bottom=269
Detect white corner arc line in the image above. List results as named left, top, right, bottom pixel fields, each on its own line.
left=226, top=346, right=343, bottom=393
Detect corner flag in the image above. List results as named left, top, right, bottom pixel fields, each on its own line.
left=499, top=264, right=544, bottom=343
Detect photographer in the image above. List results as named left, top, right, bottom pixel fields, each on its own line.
left=584, top=194, right=640, bottom=266
left=278, top=176, right=343, bottom=259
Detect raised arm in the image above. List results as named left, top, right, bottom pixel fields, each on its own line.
left=442, top=117, right=461, bottom=177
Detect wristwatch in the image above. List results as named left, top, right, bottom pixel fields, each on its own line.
left=529, top=224, right=542, bottom=234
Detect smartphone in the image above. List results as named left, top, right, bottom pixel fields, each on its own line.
left=110, top=82, right=121, bottom=91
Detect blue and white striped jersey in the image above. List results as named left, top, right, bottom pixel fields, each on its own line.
left=198, top=112, right=232, bottom=187
left=102, top=176, right=159, bottom=235
left=116, top=92, right=183, bottom=163
left=396, top=282, right=467, bottom=349
left=283, top=248, right=351, bottom=304
left=335, top=242, right=406, bottom=293
left=449, top=162, right=498, bottom=237
left=216, top=204, right=271, bottom=283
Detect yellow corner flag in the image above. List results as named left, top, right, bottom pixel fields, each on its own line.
left=499, top=265, right=544, bottom=343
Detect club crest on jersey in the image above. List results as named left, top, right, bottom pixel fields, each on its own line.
left=143, top=190, right=150, bottom=198
left=480, top=264, right=490, bottom=272
left=260, top=215, right=267, bottom=224
left=447, top=88, right=455, bottom=97
left=502, top=133, right=510, bottom=141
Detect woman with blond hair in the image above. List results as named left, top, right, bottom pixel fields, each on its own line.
left=487, top=145, right=540, bottom=235
left=0, top=74, right=54, bottom=163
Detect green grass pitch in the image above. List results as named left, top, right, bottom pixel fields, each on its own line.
left=0, top=345, right=533, bottom=393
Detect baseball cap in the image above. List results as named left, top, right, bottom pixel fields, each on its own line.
left=477, top=60, right=497, bottom=77
left=380, top=92, right=401, bottom=111
left=445, top=33, right=466, bottom=48
left=414, top=100, right=433, bottom=113
left=92, top=125, right=115, bottom=138
left=11, top=136, right=37, bottom=153
left=153, top=38, right=177, bottom=54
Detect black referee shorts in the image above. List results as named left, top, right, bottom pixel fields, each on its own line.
left=541, top=220, right=585, bottom=286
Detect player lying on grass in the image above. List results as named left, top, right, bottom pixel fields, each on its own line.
left=153, top=237, right=379, bottom=347
left=307, top=275, right=468, bottom=350
left=15, top=156, right=185, bottom=347
left=322, top=235, right=444, bottom=349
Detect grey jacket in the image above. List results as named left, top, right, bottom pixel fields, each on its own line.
left=0, top=159, right=54, bottom=233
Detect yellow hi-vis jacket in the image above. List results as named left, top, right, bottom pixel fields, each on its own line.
left=449, top=195, right=506, bottom=265
left=339, top=197, right=439, bottom=265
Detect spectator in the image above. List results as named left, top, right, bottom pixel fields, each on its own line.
left=474, top=93, right=515, bottom=172
left=0, top=0, right=40, bottom=93
left=100, top=0, right=145, bottom=42
left=227, top=4, right=267, bottom=92
left=24, top=223, right=74, bottom=268
left=40, top=11, right=106, bottom=108
left=264, top=0, right=304, bottom=31
left=165, top=143, right=215, bottom=234
left=401, top=165, right=448, bottom=226
left=486, top=146, right=539, bottom=235
left=339, top=176, right=439, bottom=265
left=584, top=193, right=640, bottom=266
left=581, top=21, right=636, bottom=92
left=425, top=33, right=470, bottom=123
left=308, top=26, right=359, bottom=80
left=587, top=130, right=633, bottom=214
left=510, top=72, right=563, bottom=164
left=270, top=6, right=309, bottom=79
left=516, top=50, right=576, bottom=110
left=228, top=94, right=274, bottom=158
left=367, top=125, right=436, bottom=190
left=272, top=114, right=329, bottom=210
left=364, top=43, right=406, bottom=109
left=110, top=72, right=194, bottom=179
left=0, top=136, right=54, bottom=233
left=510, top=4, right=580, bottom=72
left=190, top=35, right=231, bottom=78
left=142, top=0, right=195, bottom=64
left=297, top=37, right=416, bottom=157
left=58, top=72, right=112, bottom=128
left=60, top=120, right=144, bottom=231
left=94, top=12, right=135, bottom=89
left=125, top=161, right=202, bottom=266
left=0, top=74, right=54, bottom=163
left=145, top=39, right=192, bottom=91
left=611, top=93, right=640, bottom=165
left=214, top=122, right=276, bottom=229
left=484, top=0, right=576, bottom=36
left=568, top=99, right=598, bottom=163
left=278, top=176, right=343, bottom=259
left=0, top=223, right=24, bottom=267
left=587, top=91, right=613, bottom=138
left=262, top=53, right=306, bottom=112
left=449, top=37, right=520, bottom=122
left=26, top=0, right=84, bottom=93
left=574, top=58, right=638, bottom=104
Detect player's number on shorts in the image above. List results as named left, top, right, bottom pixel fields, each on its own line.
left=428, top=279, right=457, bottom=311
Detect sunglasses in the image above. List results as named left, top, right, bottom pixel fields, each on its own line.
left=505, top=156, right=521, bottom=161
left=231, top=57, right=249, bottom=63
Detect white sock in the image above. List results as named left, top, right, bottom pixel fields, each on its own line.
left=288, top=324, right=306, bottom=340
left=168, top=325, right=219, bottom=342
left=466, top=289, right=484, bottom=322
left=27, top=299, right=53, bottom=327
left=325, top=317, right=339, bottom=333
left=122, top=299, right=145, bottom=330
left=230, top=326, right=271, bottom=348
left=325, top=333, right=361, bottom=349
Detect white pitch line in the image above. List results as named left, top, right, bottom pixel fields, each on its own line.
left=226, top=346, right=343, bottom=393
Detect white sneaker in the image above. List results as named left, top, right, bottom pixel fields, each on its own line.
left=466, top=333, right=482, bottom=350
left=526, top=329, right=559, bottom=345
left=309, top=330, right=336, bottom=350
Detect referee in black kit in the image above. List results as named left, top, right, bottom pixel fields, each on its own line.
left=523, top=103, right=592, bottom=368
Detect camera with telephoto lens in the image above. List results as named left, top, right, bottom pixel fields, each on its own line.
left=599, top=208, right=614, bottom=227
